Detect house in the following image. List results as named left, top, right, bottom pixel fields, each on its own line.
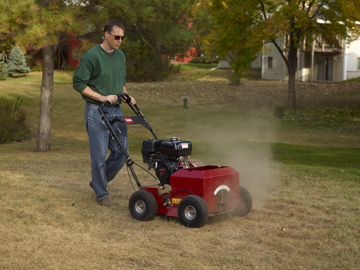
left=217, top=33, right=360, bottom=82
left=67, top=36, right=85, bottom=68
left=261, top=35, right=360, bottom=82
left=26, top=36, right=81, bottom=70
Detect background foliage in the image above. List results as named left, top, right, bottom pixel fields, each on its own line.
left=76, top=0, right=195, bottom=81
left=193, top=0, right=262, bottom=84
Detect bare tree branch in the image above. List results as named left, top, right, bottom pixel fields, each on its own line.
left=271, top=39, right=289, bottom=67
left=310, top=0, right=326, bottom=20
left=260, top=1, right=267, bottom=20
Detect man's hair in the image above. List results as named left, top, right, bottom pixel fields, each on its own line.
left=104, top=21, right=125, bottom=33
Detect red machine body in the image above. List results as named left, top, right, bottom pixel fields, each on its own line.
left=142, top=165, right=240, bottom=217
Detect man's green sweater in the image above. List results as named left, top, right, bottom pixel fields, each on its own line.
left=73, top=44, right=127, bottom=105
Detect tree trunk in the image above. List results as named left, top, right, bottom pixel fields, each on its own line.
left=36, top=45, right=54, bottom=152
left=287, top=66, right=296, bottom=109
left=287, top=48, right=297, bottom=109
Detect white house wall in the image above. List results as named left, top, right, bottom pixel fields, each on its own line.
left=262, top=40, right=287, bottom=80
left=219, top=36, right=360, bottom=82
left=219, top=60, right=230, bottom=68
left=345, top=39, right=360, bottom=79
left=262, top=42, right=351, bottom=82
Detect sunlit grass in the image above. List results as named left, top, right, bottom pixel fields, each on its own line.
left=171, top=62, right=218, bottom=70
left=343, top=76, right=360, bottom=82
left=6, top=70, right=74, bottom=85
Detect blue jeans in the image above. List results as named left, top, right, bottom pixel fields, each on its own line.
left=85, top=102, right=128, bottom=201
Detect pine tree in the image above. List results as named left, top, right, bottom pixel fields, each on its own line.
left=7, top=45, right=31, bottom=78
left=0, top=62, right=7, bottom=80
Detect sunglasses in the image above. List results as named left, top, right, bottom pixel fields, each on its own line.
left=107, top=32, right=125, bottom=41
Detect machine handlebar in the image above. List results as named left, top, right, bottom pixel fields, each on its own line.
left=98, top=92, right=158, bottom=140
left=99, top=93, right=133, bottom=112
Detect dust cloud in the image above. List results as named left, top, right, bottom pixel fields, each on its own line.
left=191, top=115, right=280, bottom=206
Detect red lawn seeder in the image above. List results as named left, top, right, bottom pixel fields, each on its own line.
left=99, top=93, right=252, bottom=228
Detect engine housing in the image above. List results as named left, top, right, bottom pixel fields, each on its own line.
left=141, top=137, right=192, bottom=184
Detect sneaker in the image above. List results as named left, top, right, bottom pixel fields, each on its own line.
left=98, top=197, right=118, bottom=207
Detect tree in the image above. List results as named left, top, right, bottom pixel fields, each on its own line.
left=0, top=35, right=13, bottom=56
left=7, top=44, right=31, bottom=77
left=194, top=0, right=360, bottom=108
left=193, top=0, right=262, bottom=85
left=0, top=0, right=95, bottom=152
left=92, top=0, right=195, bottom=81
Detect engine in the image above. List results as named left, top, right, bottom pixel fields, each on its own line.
left=141, top=137, right=192, bottom=185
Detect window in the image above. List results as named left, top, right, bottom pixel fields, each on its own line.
left=268, top=57, right=273, bottom=69
left=357, top=58, right=360, bottom=70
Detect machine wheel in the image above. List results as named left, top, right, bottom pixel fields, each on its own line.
left=235, top=186, right=252, bottom=217
left=129, top=190, right=158, bottom=221
left=178, top=195, right=208, bottom=228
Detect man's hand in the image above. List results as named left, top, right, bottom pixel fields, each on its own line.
left=103, top=95, right=118, bottom=104
left=124, top=95, right=136, bottom=105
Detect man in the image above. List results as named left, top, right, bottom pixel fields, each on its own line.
left=73, top=20, right=136, bottom=207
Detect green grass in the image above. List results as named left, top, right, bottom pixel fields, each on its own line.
left=343, top=76, right=360, bottom=82
left=172, top=62, right=218, bottom=71
left=180, top=69, right=217, bottom=80
left=272, top=143, right=360, bottom=169
left=168, top=63, right=219, bottom=81
left=6, top=70, right=74, bottom=85
left=284, top=108, right=360, bottom=131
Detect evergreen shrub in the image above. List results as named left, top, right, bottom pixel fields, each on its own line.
left=7, top=45, right=31, bottom=77
left=0, top=96, right=30, bottom=144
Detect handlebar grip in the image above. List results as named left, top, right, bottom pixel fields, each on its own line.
left=117, top=93, right=131, bottom=103
left=99, top=93, right=132, bottom=116
left=100, top=93, right=130, bottom=110
left=99, top=101, right=111, bottom=111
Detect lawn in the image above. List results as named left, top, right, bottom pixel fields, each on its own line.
left=0, top=67, right=359, bottom=269
left=172, top=62, right=219, bottom=70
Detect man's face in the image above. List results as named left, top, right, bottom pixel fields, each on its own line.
left=106, top=26, right=124, bottom=50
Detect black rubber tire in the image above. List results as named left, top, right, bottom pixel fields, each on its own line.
left=129, top=190, right=158, bottom=221
left=178, top=195, right=208, bottom=228
left=235, top=186, right=252, bottom=217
